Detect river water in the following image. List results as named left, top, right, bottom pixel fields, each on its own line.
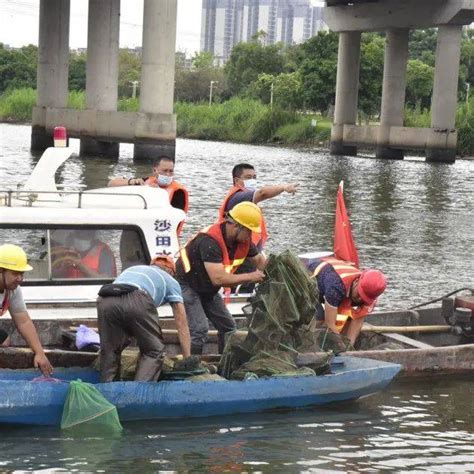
left=0, top=123, right=473, bottom=471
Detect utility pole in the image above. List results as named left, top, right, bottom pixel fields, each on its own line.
left=270, top=82, right=274, bottom=109
left=130, top=80, right=139, bottom=99
left=209, top=80, right=218, bottom=107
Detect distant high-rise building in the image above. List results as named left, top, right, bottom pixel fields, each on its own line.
left=201, top=0, right=327, bottom=64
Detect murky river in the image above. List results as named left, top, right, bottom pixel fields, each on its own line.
left=0, top=123, right=473, bottom=471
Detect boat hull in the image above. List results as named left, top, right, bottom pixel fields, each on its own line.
left=0, top=356, right=400, bottom=426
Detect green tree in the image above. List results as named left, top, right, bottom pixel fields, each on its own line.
left=295, top=31, right=339, bottom=113
left=247, top=72, right=303, bottom=109
left=192, top=51, right=214, bottom=70
left=359, top=33, right=385, bottom=119
left=246, top=73, right=274, bottom=103
left=459, top=28, right=474, bottom=101
left=409, top=29, right=437, bottom=66
left=0, top=44, right=37, bottom=93
left=118, top=49, right=141, bottom=98
left=408, top=27, right=473, bottom=101
left=406, top=59, right=433, bottom=108
left=69, top=52, right=86, bottom=91
left=175, top=67, right=225, bottom=103
left=224, top=40, right=286, bottom=96
left=273, top=72, right=304, bottom=109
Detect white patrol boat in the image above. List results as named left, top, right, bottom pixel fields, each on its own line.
left=0, top=144, right=194, bottom=319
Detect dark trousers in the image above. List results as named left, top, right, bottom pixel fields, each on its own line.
left=97, top=290, right=165, bottom=382
left=180, top=282, right=236, bottom=354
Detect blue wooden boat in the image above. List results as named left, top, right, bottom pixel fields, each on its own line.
left=0, top=356, right=400, bottom=426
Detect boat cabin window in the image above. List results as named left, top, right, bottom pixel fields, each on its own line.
left=0, top=227, right=149, bottom=283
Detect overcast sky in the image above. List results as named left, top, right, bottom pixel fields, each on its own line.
left=0, top=0, right=203, bottom=55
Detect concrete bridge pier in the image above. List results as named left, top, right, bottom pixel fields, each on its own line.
left=80, top=0, right=121, bottom=158
left=426, top=24, right=462, bottom=163
left=330, top=31, right=361, bottom=156
left=31, top=0, right=70, bottom=152
left=134, top=0, right=178, bottom=161
left=376, top=28, right=409, bottom=160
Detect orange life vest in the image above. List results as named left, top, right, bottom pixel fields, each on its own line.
left=218, top=186, right=268, bottom=250
left=0, top=290, right=10, bottom=317
left=66, top=243, right=117, bottom=279
left=179, top=223, right=250, bottom=276
left=146, top=177, right=189, bottom=213
left=147, top=177, right=189, bottom=236
left=312, top=257, right=371, bottom=331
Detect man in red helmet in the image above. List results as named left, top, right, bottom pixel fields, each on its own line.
left=308, top=257, right=387, bottom=346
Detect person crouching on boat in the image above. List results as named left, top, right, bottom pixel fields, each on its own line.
left=97, top=256, right=191, bottom=382
left=0, top=244, right=53, bottom=376
left=175, top=202, right=266, bottom=355
left=308, top=257, right=387, bottom=348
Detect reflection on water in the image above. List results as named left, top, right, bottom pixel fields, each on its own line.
left=1, top=124, right=474, bottom=471
left=0, top=376, right=473, bottom=472
left=1, top=123, right=472, bottom=310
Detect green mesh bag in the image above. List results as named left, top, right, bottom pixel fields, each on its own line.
left=61, top=380, right=122, bottom=432
left=220, top=250, right=332, bottom=379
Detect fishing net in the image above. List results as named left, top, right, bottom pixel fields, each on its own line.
left=219, top=250, right=333, bottom=379
left=61, top=380, right=122, bottom=432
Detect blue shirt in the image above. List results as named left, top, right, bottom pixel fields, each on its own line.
left=307, top=260, right=346, bottom=308
left=225, top=189, right=256, bottom=212
left=114, top=265, right=183, bottom=307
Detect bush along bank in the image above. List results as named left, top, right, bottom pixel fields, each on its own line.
left=0, top=88, right=472, bottom=155
left=404, top=98, right=474, bottom=157
left=174, top=99, right=331, bottom=145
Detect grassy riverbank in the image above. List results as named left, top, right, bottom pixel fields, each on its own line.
left=1, top=88, right=472, bottom=155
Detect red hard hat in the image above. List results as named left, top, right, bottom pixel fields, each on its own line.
left=357, top=270, right=387, bottom=306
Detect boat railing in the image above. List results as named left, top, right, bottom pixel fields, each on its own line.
left=0, top=189, right=148, bottom=209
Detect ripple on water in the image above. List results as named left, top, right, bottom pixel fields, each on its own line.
left=0, top=125, right=473, bottom=471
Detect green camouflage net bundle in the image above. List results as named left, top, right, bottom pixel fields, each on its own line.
left=61, top=380, right=122, bottom=432
left=92, top=349, right=140, bottom=381
left=219, top=250, right=333, bottom=379
left=93, top=351, right=212, bottom=381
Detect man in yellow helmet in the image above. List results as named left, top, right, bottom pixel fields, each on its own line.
left=0, top=244, right=53, bottom=376
left=176, top=202, right=266, bottom=354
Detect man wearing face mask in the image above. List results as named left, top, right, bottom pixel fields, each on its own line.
left=107, top=156, right=189, bottom=213
left=51, top=230, right=117, bottom=279
left=218, top=163, right=298, bottom=252
left=176, top=202, right=266, bottom=354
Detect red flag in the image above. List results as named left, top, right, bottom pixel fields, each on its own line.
left=334, top=181, right=359, bottom=267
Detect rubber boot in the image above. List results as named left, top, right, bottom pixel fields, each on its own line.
left=99, top=350, right=122, bottom=383
left=134, top=353, right=164, bottom=382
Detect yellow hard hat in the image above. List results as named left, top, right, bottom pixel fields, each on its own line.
left=0, top=244, right=33, bottom=272
left=228, top=202, right=262, bottom=233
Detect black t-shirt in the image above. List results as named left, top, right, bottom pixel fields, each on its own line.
left=176, top=223, right=258, bottom=296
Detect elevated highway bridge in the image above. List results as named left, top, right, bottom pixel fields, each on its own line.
left=323, top=0, right=474, bottom=162
left=29, top=0, right=473, bottom=162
